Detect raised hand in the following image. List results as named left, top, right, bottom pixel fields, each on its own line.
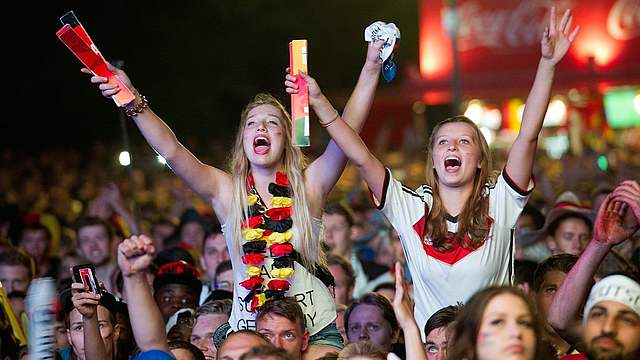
left=70, top=282, right=101, bottom=319
left=593, top=194, right=636, bottom=246
left=81, top=62, right=136, bottom=99
left=118, top=235, right=156, bottom=277
left=541, top=7, right=580, bottom=65
left=364, top=40, right=386, bottom=69
left=87, top=190, right=112, bottom=219
left=611, top=180, right=640, bottom=227
left=103, top=182, right=126, bottom=211
left=284, top=70, right=323, bottom=106
left=392, top=262, right=415, bottom=330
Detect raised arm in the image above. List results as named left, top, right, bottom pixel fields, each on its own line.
left=286, top=72, right=386, bottom=202
left=70, top=282, right=109, bottom=360
left=83, top=65, right=232, bottom=222
left=505, top=7, right=579, bottom=188
left=547, top=191, right=639, bottom=337
left=286, top=41, right=384, bottom=201
left=393, top=262, right=427, bottom=360
left=118, top=234, right=169, bottom=353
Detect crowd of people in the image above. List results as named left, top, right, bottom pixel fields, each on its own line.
left=1, top=7, right=639, bottom=360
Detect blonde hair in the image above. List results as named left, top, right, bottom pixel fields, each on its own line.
left=424, top=116, right=496, bottom=251
left=227, top=93, right=324, bottom=270
left=338, top=343, right=387, bottom=360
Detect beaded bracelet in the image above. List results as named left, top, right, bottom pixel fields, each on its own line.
left=124, top=95, right=148, bottom=117
left=321, top=111, right=340, bottom=128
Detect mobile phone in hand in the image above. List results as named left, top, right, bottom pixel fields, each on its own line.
left=71, top=264, right=102, bottom=295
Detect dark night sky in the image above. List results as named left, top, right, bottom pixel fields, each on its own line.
left=7, top=1, right=419, bottom=151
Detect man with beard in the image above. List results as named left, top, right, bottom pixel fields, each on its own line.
left=548, top=181, right=640, bottom=360
left=561, top=273, right=640, bottom=360
left=0, top=249, right=33, bottom=320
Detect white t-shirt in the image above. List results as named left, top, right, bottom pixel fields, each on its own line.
left=372, top=168, right=532, bottom=340
left=222, top=217, right=336, bottom=336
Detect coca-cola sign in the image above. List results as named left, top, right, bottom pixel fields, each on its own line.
left=419, top=0, right=640, bottom=82
left=607, top=0, right=640, bottom=40
left=456, top=0, right=573, bottom=51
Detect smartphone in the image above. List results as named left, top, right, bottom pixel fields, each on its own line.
left=72, top=264, right=102, bottom=295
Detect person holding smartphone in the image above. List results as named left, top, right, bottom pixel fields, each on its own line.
left=64, top=280, right=121, bottom=360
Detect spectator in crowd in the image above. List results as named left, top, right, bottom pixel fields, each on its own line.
left=75, top=217, right=119, bottom=292
left=447, top=286, right=547, bottom=360
left=64, top=284, right=121, bottom=360
left=213, top=260, right=233, bottom=293
left=169, top=340, right=206, bottom=360
left=515, top=205, right=547, bottom=261
left=344, top=293, right=399, bottom=353
left=533, top=254, right=580, bottom=357
left=153, top=260, right=202, bottom=323
left=337, top=342, right=387, bottom=360
left=323, top=204, right=393, bottom=299
left=524, top=192, right=594, bottom=256
left=200, top=226, right=229, bottom=287
left=87, top=182, right=140, bottom=239
left=57, top=251, right=85, bottom=290
left=294, top=8, right=580, bottom=339
left=174, top=208, right=209, bottom=252
left=0, top=249, right=33, bottom=320
left=514, top=259, right=539, bottom=296
left=167, top=308, right=195, bottom=342
left=216, top=330, right=271, bottom=360
left=155, top=246, right=196, bottom=268
left=547, top=181, right=640, bottom=359
left=239, top=344, right=294, bottom=360
left=326, top=253, right=355, bottom=306
left=150, top=218, right=177, bottom=252
left=563, top=273, right=640, bottom=360
left=256, top=298, right=309, bottom=360
left=113, top=301, right=134, bottom=360
left=423, top=304, right=462, bottom=360
left=87, top=31, right=386, bottom=357
left=372, top=282, right=395, bottom=304
left=19, top=223, right=58, bottom=278
left=190, top=299, right=232, bottom=360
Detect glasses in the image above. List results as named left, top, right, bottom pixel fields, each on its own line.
left=157, top=260, right=201, bottom=278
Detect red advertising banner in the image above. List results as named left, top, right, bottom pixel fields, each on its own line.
left=417, top=0, right=640, bottom=99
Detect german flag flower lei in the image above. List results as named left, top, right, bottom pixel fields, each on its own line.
left=239, top=171, right=295, bottom=312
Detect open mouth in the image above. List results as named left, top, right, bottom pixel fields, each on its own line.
left=253, top=136, right=271, bottom=155
left=444, top=157, right=461, bottom=172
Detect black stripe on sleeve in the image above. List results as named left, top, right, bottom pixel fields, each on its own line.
left=502, top=167, right=534, bottom=196
left=375, top=169, right=391, bottom=210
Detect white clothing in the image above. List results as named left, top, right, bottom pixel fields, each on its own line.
left=372, top=168, right=532, bottom=341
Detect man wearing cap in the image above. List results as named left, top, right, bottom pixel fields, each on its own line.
left=523, top=191, right=594, bottom=256
left=544, top=181, right=640, bottom=359
left=153, top=260, right=202, bottom=323
left=575, top=273, right=640, bottom=360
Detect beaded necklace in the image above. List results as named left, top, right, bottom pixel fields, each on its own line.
left=239, top=171, right=295, bottom=312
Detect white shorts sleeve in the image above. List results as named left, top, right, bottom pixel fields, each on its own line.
left=488, top=168, right=534, bottom=229
left=370, top=168, right=432, bottom=265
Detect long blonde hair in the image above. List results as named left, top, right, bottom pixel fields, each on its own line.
left=424, top=116, right=496, bottom=251
left=227, top=93, right=324, bottom=270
